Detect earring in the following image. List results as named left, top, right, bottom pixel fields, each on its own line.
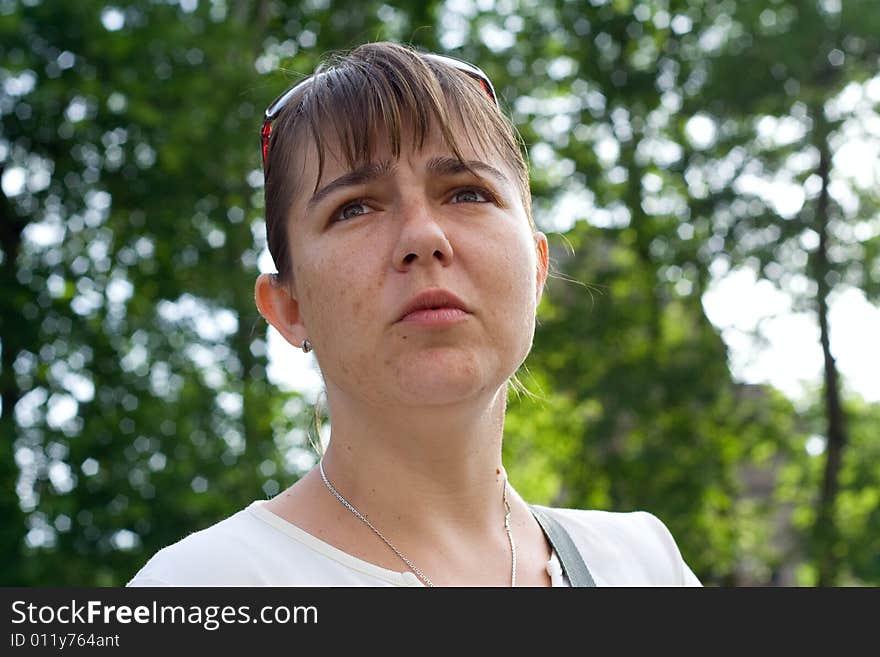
left=301, top=339, right=312, bottom=354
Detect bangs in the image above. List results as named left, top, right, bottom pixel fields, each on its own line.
left=295, top=56, right=509, bottom=190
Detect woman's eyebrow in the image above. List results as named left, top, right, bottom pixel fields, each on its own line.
left=307, top=160, right=396, bottom=210
left=425, top=156, right=508, bottom=185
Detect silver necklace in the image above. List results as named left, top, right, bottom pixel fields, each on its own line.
left=319, top=460, right=517, bottom=587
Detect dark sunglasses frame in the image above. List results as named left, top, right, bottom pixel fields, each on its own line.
left=260, top=53, right=498, bottom=171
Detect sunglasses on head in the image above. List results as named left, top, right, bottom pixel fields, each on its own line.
left=260, top=53, right=498, bottom=171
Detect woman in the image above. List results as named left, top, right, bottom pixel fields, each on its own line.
left=128, top=42, right=700, bottom=587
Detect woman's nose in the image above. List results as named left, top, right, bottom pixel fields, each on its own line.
left=392, top=197, right=454, bottom=271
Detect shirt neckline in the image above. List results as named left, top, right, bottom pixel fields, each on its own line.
left=246, top=499, right=567, bottom=587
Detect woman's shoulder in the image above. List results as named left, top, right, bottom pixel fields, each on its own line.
left=533, top=505, right=701, bottom=586
left=126, top=500, right=417, bottom=587
left=126, top=504, right=275, bottom=586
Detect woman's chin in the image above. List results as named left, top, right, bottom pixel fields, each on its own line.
left=391, top=349, right=501, bottom=406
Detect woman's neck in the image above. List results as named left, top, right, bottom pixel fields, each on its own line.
left=318, top=381, right=510, bottom=538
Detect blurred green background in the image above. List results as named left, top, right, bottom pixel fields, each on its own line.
left=2, top=0, right=878, bottom=586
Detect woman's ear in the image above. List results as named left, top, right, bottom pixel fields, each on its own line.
left=254, top=273, right=309, bottom=349
left=534, top=231, right=549, bottom=305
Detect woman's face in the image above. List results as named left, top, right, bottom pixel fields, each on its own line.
left=272, top=121, right=548, bottom=409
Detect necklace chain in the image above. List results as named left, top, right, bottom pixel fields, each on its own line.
left=319, top=460, right=517, bottom=587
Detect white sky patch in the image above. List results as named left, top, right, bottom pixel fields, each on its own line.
left=480, top=22, right=515, bottom=52
left=734, top=173, right=805, bottom=219
left=157, top=294, right=238, bottom=341
left=216, top=390, right=243, bottom=418
left=1, top=166, right=26, bottom=197
left=638, top=136, right=683, bottom=168
left=540, top=187, right=593, bottom=233
left=48, top=461, right=75, bottom=494
left=106, top=278, right=134, bottom=305
left=866, top=75, right=880, bottom=103
left=703, top=267, right=792, bottom=331
left=826, top=287, right=880, bottom=402
left=111, top=529, right=139, bottom=550
left=595, top=137, right=619, bottom=164
left=514, top=94, right=581, bottom=118
left=14, top=388, right=47, bottom=428
left=685, top=114, right=716, bottom=150
left=100, top=7, right=125, bottom=31
left=825, top=81, right=862, bottom=121
left=55, top=366, right=95, bottom=403
left=265, top=326, right=323, bottom=402
left=704, top=267, right=880, bottom=403
left=3, top=69, right=36, bottom=97
left=733, top=312, right=823, bottom=401
left=46, top=393, right=78, bottom=429
left=258, top=246, right=277, bottom=274
left=23, top=219, right=65, bottom=248
left=834, top=133, right=880, bottom=191
left=805, top=434, right=826, bottom=456
left=756, top=115, right=807, bottom=147
left=196, top=308, right=237, bottom=341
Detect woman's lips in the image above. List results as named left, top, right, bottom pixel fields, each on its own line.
left=398, top=307, right=469, bottom=325
left=396, top=288, right=471, bottom=325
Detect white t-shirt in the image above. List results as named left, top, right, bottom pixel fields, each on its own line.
left=127, top=501, right=700, bottom=587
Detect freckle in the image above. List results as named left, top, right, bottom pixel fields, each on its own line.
left=383, top=359, right=390, bottom=366
left=401, top=335, right=407, bottom=340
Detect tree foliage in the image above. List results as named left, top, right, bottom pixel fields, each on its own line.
left=2, top=0, right=877, bottom=585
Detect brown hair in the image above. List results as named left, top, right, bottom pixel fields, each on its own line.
left=263, top=41, right=532, bottom=282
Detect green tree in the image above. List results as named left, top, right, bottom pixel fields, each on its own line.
left=689, top=0, right=880, bottom=584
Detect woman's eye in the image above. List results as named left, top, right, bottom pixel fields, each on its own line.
left=334, top=200, right=372, bottom=222
left=450, top=188, right=490, bottom=204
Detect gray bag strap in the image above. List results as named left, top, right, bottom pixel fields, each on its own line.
left=530, top=505, right=596, bottom=587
